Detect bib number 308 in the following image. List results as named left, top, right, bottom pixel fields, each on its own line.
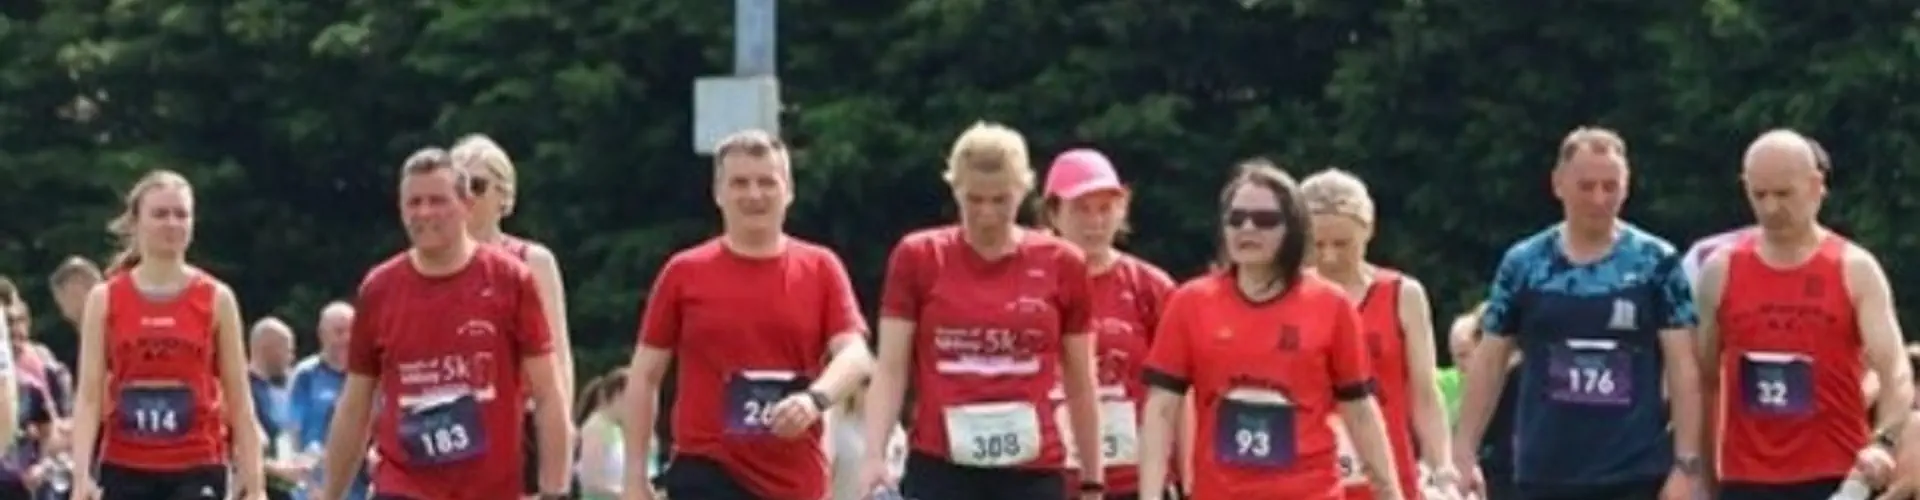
left=943, top=402, right=1042, bottom=468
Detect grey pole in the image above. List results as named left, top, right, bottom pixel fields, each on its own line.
left=734, top=0, right=777, bottom=76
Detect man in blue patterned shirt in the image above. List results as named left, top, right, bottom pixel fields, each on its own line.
left=1452, top=127, right=1706, bottom=500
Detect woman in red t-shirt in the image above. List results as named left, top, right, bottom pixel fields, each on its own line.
left=1037, top=148, right=1180, bottom=500
left=1136, top=161, right=1404, bottom=500
left=69, top=170, right=268, bottom=500
left=450, top=134, right=575, bottom=499
left=858, top=122, right=1106, bottom=500
left=1300, top=169, right=1457, bottom=499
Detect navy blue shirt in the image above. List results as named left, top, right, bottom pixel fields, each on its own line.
left=1481, top=223, right=1696, bottom=487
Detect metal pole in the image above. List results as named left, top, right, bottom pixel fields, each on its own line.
left=734, top=0, right=777, bottom=76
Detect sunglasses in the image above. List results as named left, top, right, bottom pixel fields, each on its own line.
left=1224, top=209, right=1286, bottom=229
left=468, top=176, right=490, bottom=195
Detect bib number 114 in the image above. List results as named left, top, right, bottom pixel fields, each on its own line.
left=132, top=409, right=179, bottom=433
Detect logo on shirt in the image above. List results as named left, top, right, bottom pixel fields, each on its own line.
left=1607, top=299, right=1637, bottom=331
left=1803, top=276, right=1825, bottom=299
left=456, top=319, right=497, bottom=338
left=1276, top=325, right=1300, bottom=351
left=138, top=316, right=176, bottom=328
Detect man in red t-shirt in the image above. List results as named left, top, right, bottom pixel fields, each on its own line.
left=623, top=130, right=875, bottom=500
left=317, top=147, right=573, bottom=500
left=1696, top=130, right=1913, bottom=500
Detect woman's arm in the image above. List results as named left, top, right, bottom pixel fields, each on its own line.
left=68, top=286, right=110, bottom=488
left=1399, top=279, right=1454, bottom=474
left=213, top=285, right=267, bottom=494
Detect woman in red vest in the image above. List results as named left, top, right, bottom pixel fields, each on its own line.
left=68, top=170, right=267, bottom=500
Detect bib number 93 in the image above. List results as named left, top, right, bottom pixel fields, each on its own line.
left=1234, top=428, right=1271, bottom=457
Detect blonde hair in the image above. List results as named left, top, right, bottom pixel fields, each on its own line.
left=1556, top=126, right=1628, bottom=169
left=107, top=170, right=194, bottom=274
left=450, top=134, right=517, bottom=212
left=1450, top=301, right=1490, bottom=343
left=1299, top=168, right=1376, bottom=225
left=943, top=122, right=1033, bottom=187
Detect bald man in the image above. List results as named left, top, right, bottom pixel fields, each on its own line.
left=249, top=318, right=303, bottom=500
left=1695, top=129, right=1913, bottom=500
left=287, top=302, right=370, bottom=499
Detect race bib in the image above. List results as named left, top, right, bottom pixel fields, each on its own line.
left=1546, top=339, right=1633, bottom=406
left=724, top=371, right=799, bottom=436
left=117, top=385, right=193, bottom=440
left=1055, top=399, right=1141, bottom=468
left=1740, top=352, right=1814, bottom=416
left=1330, top=416, right=1366, bottom=486
left=1211, top=388, right=1295, bottom=469
left=943, top=402, right=1042, bottom=467
left=397, top=392, right=486, bottom=466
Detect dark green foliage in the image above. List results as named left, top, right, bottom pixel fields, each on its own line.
left=4, top=0, right=1916, bottom=377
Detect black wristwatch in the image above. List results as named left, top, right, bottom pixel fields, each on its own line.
left=1673, top=455, right=1704, bottom=476
left=1078, top=481, right=1105, bottom=494
left=804, top=389, right=833, bottom=412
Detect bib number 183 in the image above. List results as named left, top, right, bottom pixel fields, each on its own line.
left=417, top=425, right=472, bottom=458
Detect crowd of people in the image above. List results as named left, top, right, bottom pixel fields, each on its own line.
left=0, top=122, right=1915, bottom=500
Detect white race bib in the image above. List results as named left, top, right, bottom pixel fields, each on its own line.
left=943, top=402, right=1042, bottom=467
left=1055, top=400, right=1141, bottom=468
left=1330, top=416, right=1367, bottom=486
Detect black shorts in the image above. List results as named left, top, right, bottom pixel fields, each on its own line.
left=522, top=410, right=539, bottom=495
left=1720, top=477, right=1847, bottom=500
left=97, top=463, right=227, bottom=500
left=1516, top=477, right=1664, bottom=500
left=657, top=455, right=765, bottom=500
left=901, top=452, right=1065, bottom=500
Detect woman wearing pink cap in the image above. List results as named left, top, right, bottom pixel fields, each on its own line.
left=1039, top=149, right=1182, bottom=500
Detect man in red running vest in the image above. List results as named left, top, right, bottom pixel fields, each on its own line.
left=1695, top=129, right=1914, bottom=500
left=317, top=148, right=573, bottom=500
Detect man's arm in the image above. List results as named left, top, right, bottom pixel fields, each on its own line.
left=1843, top=246, right=1914, bottom=434
left=623, top=347, right=671, bottom=495
left=318, top=375, right=377, bottom=500
left=1692, top=249, right=1729, bottom=479
left=1655, top=251, right=1704, bottom=471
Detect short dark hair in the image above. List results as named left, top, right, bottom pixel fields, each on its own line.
left=1213, top=158, right=1310, bottom=288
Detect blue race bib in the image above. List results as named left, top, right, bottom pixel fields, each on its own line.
left=117, top=385, right=194, bottom=440
left=398, top=393, right=486, bottom=465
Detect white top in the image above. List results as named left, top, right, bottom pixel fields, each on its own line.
left=828, top=407, right=907, bottom=500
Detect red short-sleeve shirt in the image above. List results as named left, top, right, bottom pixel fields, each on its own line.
left=1144, top=272, right=1373, bottom=499
left=878, top=226, right=1092, bottom=470
left=350, top=248, right=554, bottom=499
left=636, top=238, right=867, bottom=500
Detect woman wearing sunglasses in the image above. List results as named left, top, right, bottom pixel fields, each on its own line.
left=1300, top=169, right=1457, bottom=499
left=1136, top=161, right=1402, bottom=500
left=449, top=134, right=576, bottom=500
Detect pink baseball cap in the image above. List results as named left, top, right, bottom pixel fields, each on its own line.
left=1044, top=149, right=1125, bottom=200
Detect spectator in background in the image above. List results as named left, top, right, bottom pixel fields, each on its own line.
left=2, top=280, right=70, bottom=438
left=44, top=256, right=102, bottom=370
left=0, top=280, right=27, bottom=497
left=575, top=370, right=633, bottom=500
left=829, top=380, right=906, bottom=500
left=249, top=317, right=301, bottom=500
left=286, top=302, right=366, bottom=500
left=1441, top=302, right=1520, bottom=500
